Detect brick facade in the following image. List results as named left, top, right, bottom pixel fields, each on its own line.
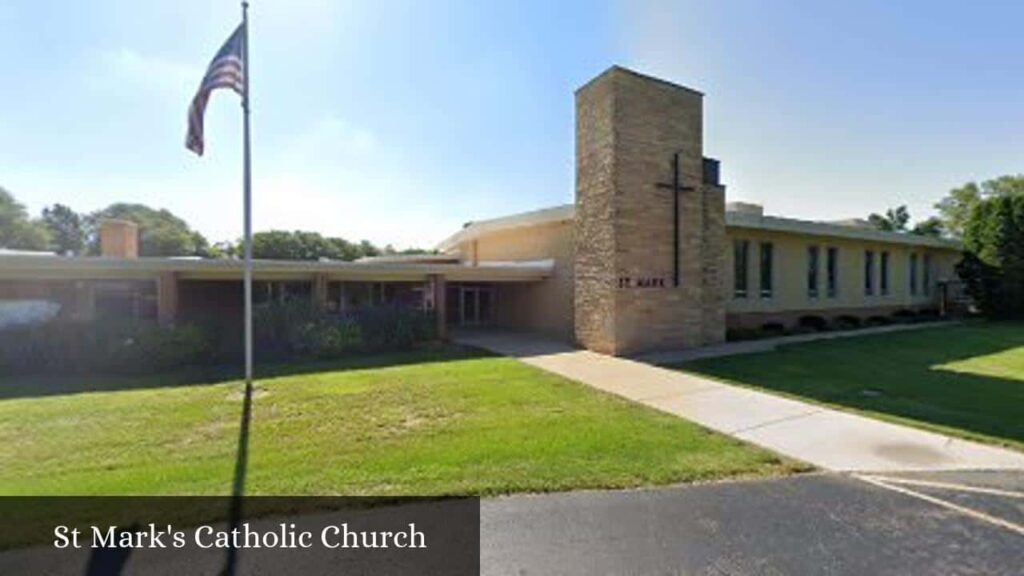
left=574, top=67, right=726, bottom=355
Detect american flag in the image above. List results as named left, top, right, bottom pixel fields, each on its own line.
left=186, top=24, right=246, bottom=156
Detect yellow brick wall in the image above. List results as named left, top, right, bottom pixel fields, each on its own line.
left=456, top=221, right=575, bottom=339
left=724, top=227, right=960, bottom=316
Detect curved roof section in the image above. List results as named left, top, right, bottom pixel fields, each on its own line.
left=436, top=204, right=574, bottom=252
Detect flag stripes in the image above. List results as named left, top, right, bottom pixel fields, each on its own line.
left=186, top=25, right=246, bottom=156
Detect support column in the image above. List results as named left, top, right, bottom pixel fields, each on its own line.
left=431, top=274, right=448, bottom=339
left=312, top=273, right=329, bottom=309
left=73, top=280, right=96, bottom=323
left=156, top=272, right=179, bottom=327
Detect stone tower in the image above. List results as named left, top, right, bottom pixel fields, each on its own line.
left=574, top=66, right=726, bottom=355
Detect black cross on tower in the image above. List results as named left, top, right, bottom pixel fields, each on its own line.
left=655, top=152, right=695, bottom=287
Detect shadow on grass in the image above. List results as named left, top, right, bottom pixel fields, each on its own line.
left=221, top=373, right=253, bottom=576
left=0, top=345, right=495, bottom=401
left=679, top=322, right=1024, bottom=448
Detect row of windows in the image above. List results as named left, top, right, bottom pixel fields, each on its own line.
left=863, top=250, right=931, bottom=297
left=734, top=240, right=933, bottom=300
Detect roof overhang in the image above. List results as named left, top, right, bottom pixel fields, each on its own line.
left=0, top=254, right=553, bottom=283
left=726, top=212, right=962, bottom=250
left=433, top=202, right=959, bottom=252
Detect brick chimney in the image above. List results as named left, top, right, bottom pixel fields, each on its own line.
left=99, top=219, right=139, bottom=258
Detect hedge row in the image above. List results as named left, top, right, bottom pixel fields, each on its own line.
left=0, top=302, right=438, bottom=375
left=726, top=308, right=941, bottom=342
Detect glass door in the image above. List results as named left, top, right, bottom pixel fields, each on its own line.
left=459, top=286, right=479, bottom=326
left=458, top=285, right=494, bottom=326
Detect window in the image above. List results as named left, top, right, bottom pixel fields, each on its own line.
left=826, top=247, right=838, bottom=298
left=253, top=281, right=313, bottom=306
left=759, top=242, right=774, bottom=298
left=880, top=251, right=890, bottom=295
left=923, top=254, right=932, bottom=296
left=369, top=282, right=393, bottom=305
left=911, top=253, right=920, bottom=295
left=807, top=246, right=820, bottom=298
left=733, top=239, right=749, bottom=298
left=93, top=280, right=157, bottom=322
left=864, top=250, right=875, bottom=295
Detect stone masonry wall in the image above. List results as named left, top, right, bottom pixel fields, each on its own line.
left=701, top=183, right=727, bottom=345
left=575, top=67, right=726, bottom=355
left=573, top=68, right=618, bottom=353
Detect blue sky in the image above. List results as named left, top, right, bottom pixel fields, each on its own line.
left=1, top=1, right=1021, bottom=248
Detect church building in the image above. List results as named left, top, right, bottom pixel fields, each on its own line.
left=0, top=67, right=962, bottom=356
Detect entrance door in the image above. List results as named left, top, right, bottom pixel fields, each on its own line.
left=458, top=285, right=494, bottom=326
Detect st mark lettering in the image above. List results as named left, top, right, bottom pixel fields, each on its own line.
left=618, top=276, right=666, bottom=289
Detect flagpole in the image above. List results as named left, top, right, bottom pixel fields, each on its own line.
left=241, top=1, right=253, bottom=388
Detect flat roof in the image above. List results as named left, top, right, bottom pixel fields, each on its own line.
left=437, top=203, right=960, bottom=251
left=725, top=211, right=961, bottom=249
left=0, top=253, right=553, bottom=282
left=575, top=65, right=705, bottom=97
left=1, top=201, right=958, bottom=285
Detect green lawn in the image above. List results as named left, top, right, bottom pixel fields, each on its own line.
left=0, top=347, right=796, bottom=496
left=680, top=322, right=1024, bottom=450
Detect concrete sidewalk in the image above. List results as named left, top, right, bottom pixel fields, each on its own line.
left=635, top=320, right=962, bottom=364
left=456, top=330, right=1024, bottom=473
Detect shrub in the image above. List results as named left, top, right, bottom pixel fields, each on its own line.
left=833, top=315, right=861, bottom=330
left=916, top=307, right=941, bottom=321
left=797, top=315, right=829, bottom=332
left=761, top=322, right=786, bottom=336
left=726, top=327, right=762, bottom=342
left=891, top=309, right=916, bottom=323
left=253, top=301, right=435, bottom=358
left=253, top=300, right=323, bottom=357
left=349, top=305, right=436, bottom=351
left=296, top=319, right=362, bottom=359
left=254, top=300, right=365, bottom=360
left=0, top=321, right=212, bottom=375
left=117, top=323, right=213, bottom=370
left=865, top=315, right=891, bottom=327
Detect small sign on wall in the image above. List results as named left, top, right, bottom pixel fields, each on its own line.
left=618, top=276, right=667, bottom=289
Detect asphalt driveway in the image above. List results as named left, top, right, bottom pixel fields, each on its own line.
left=481, top=471, right=1024, bottom=575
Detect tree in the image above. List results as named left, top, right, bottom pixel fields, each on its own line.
left=0, top=187, right=50, bottom=250
left=87, top=203, right=210, bottom=257
left=936, top=175, right=1024, bottom=238
left=867, top=205, right=910, bottom=232
left=358, top=240, right=380, bottom=258
left=957, top=194, right=1024, bottom=318
left=207, top=241, right=237, bottom=259
left=251, top=230, right=385, bottom=261
left=252, top=230, right=326, bottom=260
left=41, top=203, right=85, bottom=255
left=911, top=216, right=944, bottom=237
